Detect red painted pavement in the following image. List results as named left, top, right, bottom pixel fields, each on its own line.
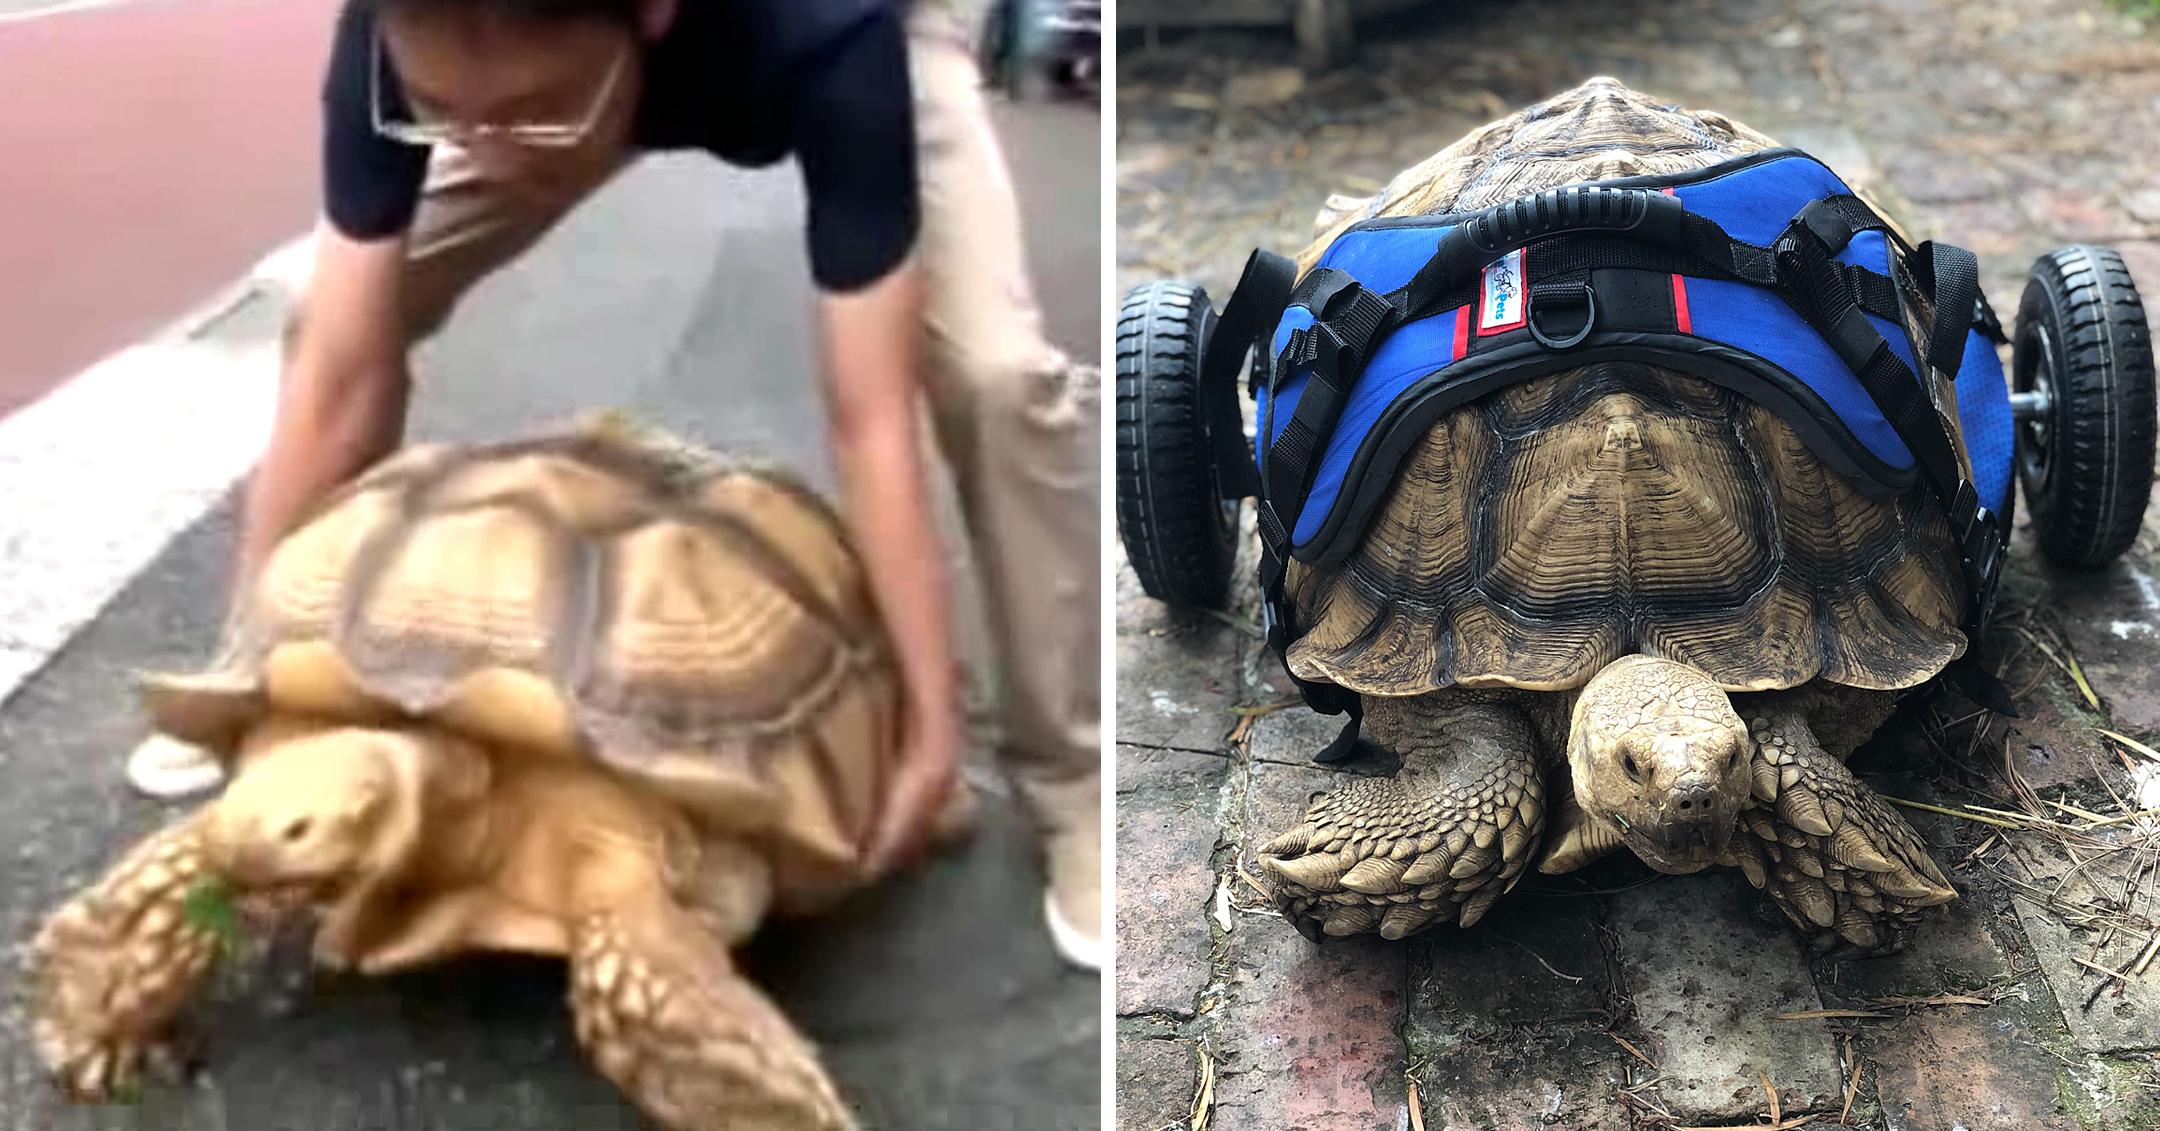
left=0, top=0, right=335, bottom=415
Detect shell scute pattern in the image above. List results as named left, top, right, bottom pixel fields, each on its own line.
left=1299, top=77, right=1782, bottom=271
left=1289, top=365, right=1966, bottom=693
left=198, top=423, right=898, bottom=883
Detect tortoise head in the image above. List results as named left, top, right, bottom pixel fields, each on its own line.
left=205, top=727, right=418, bottom=894
left=1565, top=655, right=1752, bottom=874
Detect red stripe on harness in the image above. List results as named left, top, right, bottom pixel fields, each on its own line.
left=1452, top=305, right=1470, bottom=360
left=1659, top=188, right=1693, bottom=334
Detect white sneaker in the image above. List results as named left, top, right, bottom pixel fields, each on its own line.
left=1045, top=888, right=1104, bottom=971
left=125, top=733, right=227, bottom=799
left=1042, top=825, right=1103, bottom=971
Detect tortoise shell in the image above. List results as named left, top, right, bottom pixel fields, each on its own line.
left=1283, top=79, right=1971, bottom=695
left=142, top=417, right=898, bottom=896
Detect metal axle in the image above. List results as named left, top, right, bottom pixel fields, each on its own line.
left=2009, top=388, right=2051, bottom=422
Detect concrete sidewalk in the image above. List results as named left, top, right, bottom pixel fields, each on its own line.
left=1115, top=0, right=2160, bottom=1126
left=0, top=96, right=1102, bottom=1131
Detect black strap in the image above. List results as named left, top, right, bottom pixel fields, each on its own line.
left=1202, top=250, right=1297, bottom=499
left=1911, top=240, right=1981, bottom=380
left=1773, top=220, right=2003, bottom=629
left=1258, top=273, right=1400, bottom=561
left=1976, top=288, right=2008, bottom=344
left=1311, top=703, right=1367, bottom=763
left=1793, top=195, right=1903, bottom=255
left=1780, top=197, right=1981, bottom=383
left=1849, top=266, right=1901, bottom=326
left=1946, top=655, right=2021, bottom=717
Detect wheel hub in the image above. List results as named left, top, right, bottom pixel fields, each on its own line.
left=2015, top=322, right=2058, bottom=493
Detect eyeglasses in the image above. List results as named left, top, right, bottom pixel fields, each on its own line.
left=370, top=30, right=628, bottom=149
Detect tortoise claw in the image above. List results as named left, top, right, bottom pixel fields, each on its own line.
left=1731, top=709, right=1955, bottom=955
left=30, top=813, right=233, bottom=1103
left=1258, top=699, right=1546, bottom=941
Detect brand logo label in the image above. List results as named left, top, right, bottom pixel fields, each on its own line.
left=1478, top=249, right=1527, bottom=336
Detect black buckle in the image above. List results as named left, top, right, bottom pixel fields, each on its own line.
left=1772, top=232, right=1807, bottom=286
left=1282, top=325, right=1311, bottom=369
left=1307, top=321, right=1347, bottom=374
left=1954, top=490, right=2005, bottom=632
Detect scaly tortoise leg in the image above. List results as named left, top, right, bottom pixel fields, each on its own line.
left=1720, top=707, right=1956, bottom=955
left=1259, top=693, right=1545, bottom=940
left=30, top=810, right=245, bottom=1100
left=567, top=890, right=854, bottom=1131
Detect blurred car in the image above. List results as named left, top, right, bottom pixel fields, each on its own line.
left=981, top=0, right=1101, bottom=100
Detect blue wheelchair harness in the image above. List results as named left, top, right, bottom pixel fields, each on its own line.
left=1197, top=148, right=2016, bottom=749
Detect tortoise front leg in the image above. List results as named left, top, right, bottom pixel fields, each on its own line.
left=30, top=810, right=246, bottom=1099
left=1259, top=694, right=1546, bottom=940
left=566, top=878, right=854, bottom=1130
left=1721, top=707, right=1956, bottom=955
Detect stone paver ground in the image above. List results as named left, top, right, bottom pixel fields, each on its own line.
left=1116, top=0, right=2160, bottom=1126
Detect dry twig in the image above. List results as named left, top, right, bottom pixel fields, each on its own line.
left=1495, top=933, right=1584, bottom=984
left=1608, top=1032, right=1658, bottom=1069
left=1187, top=1044, right=1215, bottom=1131
left=1839, top=1035, right=1863, bottom=1125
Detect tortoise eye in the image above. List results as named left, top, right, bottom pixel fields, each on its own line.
left=282, top=817, right=314, bottom=843
left=1621, top=752, right=1642, bottom=782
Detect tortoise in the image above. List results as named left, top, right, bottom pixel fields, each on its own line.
left=1252, top=79, right=1966, bottom=954
left=29, top=418, right=925, bottom=1130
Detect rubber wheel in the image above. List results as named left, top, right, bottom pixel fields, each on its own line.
left=1116, top=281, right=1240, bottom=607
left=2012, top=245, right=2157, bottom=566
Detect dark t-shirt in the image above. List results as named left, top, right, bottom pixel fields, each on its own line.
left=322, top=0, right=920, bottom=291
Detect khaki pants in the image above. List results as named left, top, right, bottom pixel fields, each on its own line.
left=391, top=9, right=1101, bottom=836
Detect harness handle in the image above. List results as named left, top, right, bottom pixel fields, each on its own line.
left=1414, top=187, right=1689, bottom=300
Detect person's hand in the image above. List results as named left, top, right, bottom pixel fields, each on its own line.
left=861, top=692, right=966, bottom=874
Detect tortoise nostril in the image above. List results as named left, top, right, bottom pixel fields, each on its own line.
left=1671, top=782, right=1719, bottom=823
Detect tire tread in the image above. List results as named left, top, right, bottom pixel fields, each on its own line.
left=2015, top=246, right=2156, bottom=566
left=1116, top=282, right=1239, bottom=607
